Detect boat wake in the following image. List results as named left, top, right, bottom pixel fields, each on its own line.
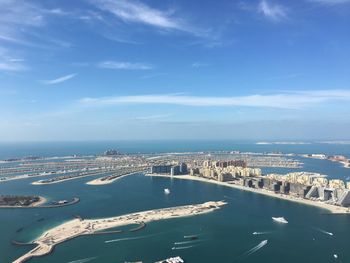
left=234, top=240, right=268, bottom=261
left=252, top=231, right=271, bottom=235
left=67, top=256, right=97, bottom=263
left=174, top=239, right=204, bottom=245
left=105, top=233, right=159, bottom=244
left=243, top=240, right=268, bottom=257
left=314, top=228, right=334, bottom=236
left=172, top=245, right=197, bottom=250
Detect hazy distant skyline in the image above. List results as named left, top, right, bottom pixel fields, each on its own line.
left=1, top=0, right=350, bottom=141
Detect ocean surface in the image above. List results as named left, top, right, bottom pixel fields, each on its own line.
left=0, top=141, right=349, bottom=263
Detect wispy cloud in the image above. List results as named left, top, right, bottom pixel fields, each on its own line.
left=134, top=114, right=173, bottom=121
left=309, top=0, right=350, bottom=4
left=192, top=62, right=210, bottom=68
left=0, top=48, right=27, bottom=72
left=41, top=73, right=77, bottom=85
left=0, top=58, right=27, bottom=72
left=98, top=61, right=153, bottom=70
left=91, top=0, right=206, bottom=36
left=0, top=0, right=45, bottom=44
left=79, top=90, right=350, bottom=110
left=258, top=0, right=287, bottom=21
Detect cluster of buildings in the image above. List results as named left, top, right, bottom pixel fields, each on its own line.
left=266, top=172, right=350, bottom=207
left=150, top=163, right=188, bottom=176
left=149, top=159, right=350, bottom=208
left=189, top=160, right=262, bottom=182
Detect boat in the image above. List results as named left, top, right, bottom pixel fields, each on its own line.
left=164, top=188, right=171, bottom=194
left=272, top=217, right=288, bottom=224
left=155, top=256, right=184, bottom=263
left=184, top=235, right=198, bottom=240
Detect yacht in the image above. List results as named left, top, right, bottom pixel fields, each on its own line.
left=164, top=188, right=171, bottom=194
left=155, top=256, right=184, bottom=263
left=272, top=217, right=288, bottom=224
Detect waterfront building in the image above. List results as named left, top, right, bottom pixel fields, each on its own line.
left=151, top=163, right=189, bottom=176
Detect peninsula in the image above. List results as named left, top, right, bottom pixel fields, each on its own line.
left=12, top=201, right=226, bottom=263
left=86, top=168, right=147, bottom=185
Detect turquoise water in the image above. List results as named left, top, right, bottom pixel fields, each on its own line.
left=0, top=142, right=350, bottom=263
left=0, top=141, right=349, bottom=159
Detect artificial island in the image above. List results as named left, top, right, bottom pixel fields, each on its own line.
left=12, top=201, right=226, bottom=263
left=1, top=150, right=350, bottom=213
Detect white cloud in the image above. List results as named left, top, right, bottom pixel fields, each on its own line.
left=0, top=60, right=27, bottom=71
left=0, top=0, right=45, bottom=44
left=41, top=73, right=77, bottom=85
left=78, top=90, right=350, bottom=109
left=309, top=0, right=350, bottom=4
left=0, top=48, right=27, bottom=71
left=259, top=0, right=287, bottom=21
left=98, top=61, right=153, bottom=70
left=91, top=0, right=204, bottom=36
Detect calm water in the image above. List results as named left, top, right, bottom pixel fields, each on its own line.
left=0, top=141, right=349, bottom=263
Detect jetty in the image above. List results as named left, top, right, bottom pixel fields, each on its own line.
left=12, top=201, right=226, bottom=263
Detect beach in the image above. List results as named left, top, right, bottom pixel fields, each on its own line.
left=12, top=201, right=226, bottom=263
left=0, top=196, right=47, bottom=209
left=146, top=174, right=350, bottom=214
left=86, top=171, right=144, bottom=185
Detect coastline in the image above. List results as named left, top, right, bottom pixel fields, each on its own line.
left=31, top=172, right=107, bottom=185
left=146, top=174, right=350, bottom=214
left=86, top=171, right=142, bottom=185
left=32, top=196, right=47, bottom=207
left=12, top=201, right=226, bottom=263
left=0, top=196, right=46, bottom=208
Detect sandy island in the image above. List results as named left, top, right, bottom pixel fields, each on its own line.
left=12, top=201, right=226, bottom=263
left=86, top=171, right=144, bottom=185
left=0, top=196, right=46, bottom=209
left=147, top=174, right=350, bottom=214
left=31, top=171, right=108, bottom=185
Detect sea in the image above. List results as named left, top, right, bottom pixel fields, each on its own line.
left=0, top=140, right=349, bottom=263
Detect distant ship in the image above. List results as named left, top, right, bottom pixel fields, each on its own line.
left=164, top=188, right=171, bottom=194
left=104, top=149, right=122, bottom=156
left=272, top=217, right=288, bottom=224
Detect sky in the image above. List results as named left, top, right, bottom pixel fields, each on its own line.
left=0, top=0, right=350, bottom=141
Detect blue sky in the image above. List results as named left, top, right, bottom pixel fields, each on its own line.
left=0, top=0, right=350, bottom=141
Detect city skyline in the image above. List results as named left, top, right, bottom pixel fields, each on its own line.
left=1, top=0, right=350, bottom=141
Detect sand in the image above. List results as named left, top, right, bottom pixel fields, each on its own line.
left=12, top=201, right=226, bottom=263
left=86, top=172, right=141, bottom=185
left=0, top=196, right=46, bottom=208
left=146, top=174, right=350, bottom=214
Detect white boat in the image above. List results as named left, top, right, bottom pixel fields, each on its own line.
left=164, top=188, right=171, bottom=194
left=155, top=256, right=184, bottom=263
left=272, top=217, right=288, bottom=224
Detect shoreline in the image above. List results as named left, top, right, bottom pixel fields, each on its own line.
left=146, top=174, right=350, bottom=214
left=31, top=172, right=109, bottom=185
left=12, top=201, right=226, bottom=263
left=0, top=196, right=47, bottom=209
left=86, top=171, right=143, bottom=185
